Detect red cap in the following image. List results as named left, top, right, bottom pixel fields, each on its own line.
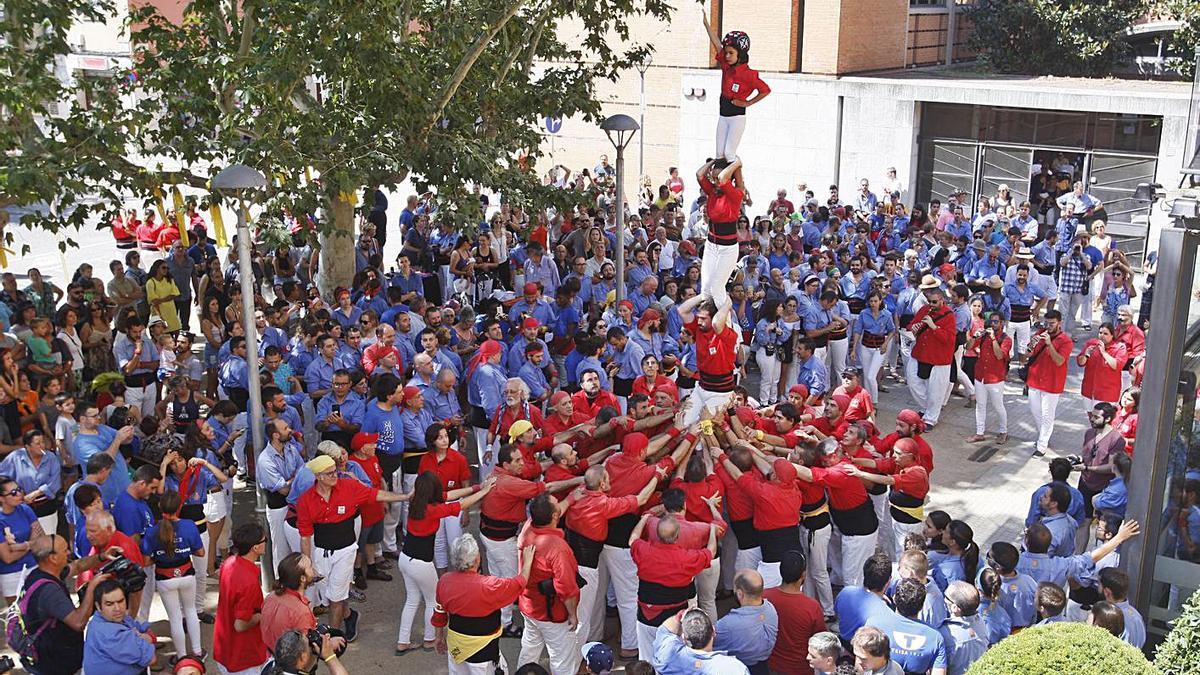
left=830, top=393, right=851, bottom=413
left=479, top=340, right=503, bottom=360
left=897, top=409, right=925, bottom=432
left=521, top=317, right=540, bottom=330
left=549, top=391, right=571, bottom=406
left=400, top=385, right=422, bottom=405
left=788, top=384, right=809, bottom=398
left=351, top=432, right=379, bottom=451
left=939, top=262, right=956, bottom=277
left=679, top=241, right=697, bottom=256
left=523, top=282, right=539, bottom=296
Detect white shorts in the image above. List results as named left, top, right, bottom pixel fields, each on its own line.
left=204, top=492, right=229, bottom=522
left=0, top=568, right=28, bottom=597
left=217, top=664, right=269, bottom=675
left=312, top=544, right=358, bottom=604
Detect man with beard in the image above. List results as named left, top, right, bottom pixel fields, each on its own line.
left=794, top=440, right=878, bottom=589
left=1025, top=310, right=1074, bottom=457
left=467, top=340, right=507, bottom=477
left=907, top=277, right=956, bottom=430
left=1003, top=265, right=1046, bottom=359
left=873, top=409, right=934, bottom=474
left=487, top=378, right=543, bottom=452
left=362, top=322, right=404, bottom=375
left=677, top=294, right=738, bottom=424
left=510, top=282, right=556, bottom=327
left=507, top=317, right=552, bottom=376
left=1113, top=305, right=1145, bottom=388
left=571, top=369, right=620, bottom=420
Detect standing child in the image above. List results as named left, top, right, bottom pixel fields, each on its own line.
left=701, top=8, right=770, bottom=162
left=54, top=392, right=80, bottom=480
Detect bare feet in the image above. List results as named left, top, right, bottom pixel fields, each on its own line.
left=967, top=434, right=987, bottom=443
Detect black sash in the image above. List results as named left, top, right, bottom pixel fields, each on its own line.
left=480, top=513, right=520, bottom=541
left=831, top=500, right=878, bottom=537
left=758, top=526, right=802, bottom=563
left=402, top=532, right=435, bottom=562
left=730, top=518, right=758, bottom=550
left=889, top=490, right=924, bottom=525
left=266, top=490, right=288, bottom=510
left=313, top=518, right=357, bottom=550
left=566, top=528, right=605, bottom=568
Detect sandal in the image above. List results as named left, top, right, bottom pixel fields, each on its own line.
left=996, top=433, right=1008, bottom=444
left=967, top=434, right=988, bottom=443
left=395, top=644, right=415, bottom=656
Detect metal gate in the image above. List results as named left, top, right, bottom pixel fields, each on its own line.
left=1089, top=153, right=1159, bottom=267
left=979, top=145, right=1034, bottom=208
left=916, top=139, right=978, bottom=211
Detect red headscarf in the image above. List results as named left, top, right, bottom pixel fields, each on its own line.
left=897, top=409, right=925, bottom=433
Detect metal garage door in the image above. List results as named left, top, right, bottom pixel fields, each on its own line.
left=917, top=139, right=978, bottom=212
left=1088, top=153, right=1158, bottom=267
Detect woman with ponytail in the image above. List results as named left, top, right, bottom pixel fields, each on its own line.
left=930, top=519, right=979, bottom=592
left=160, top=445, right=228, bottom=622
left=142, top=489, right=206, bottom=661
left=396, top=470, right=494, bottom=655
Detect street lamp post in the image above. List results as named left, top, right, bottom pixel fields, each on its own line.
left=600, top=114, right=640, bottom=304
left=635, top=54, right=653, bottom=180
left=211, top=163, right=270, bottom=588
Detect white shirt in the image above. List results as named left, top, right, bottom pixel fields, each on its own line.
left=656, top=238, right=678, bottom=271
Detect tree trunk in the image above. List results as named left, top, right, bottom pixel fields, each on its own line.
left=317, top=197, right=356, bottom=297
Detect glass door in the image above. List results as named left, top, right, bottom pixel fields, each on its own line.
left=916, top=139, right=978, bottom=212
left=1087, top=152, right=1159, bottom=268
left=979, top=145, right=1034, bottom=209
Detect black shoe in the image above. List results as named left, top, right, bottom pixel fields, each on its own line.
left=501, top=623, right=522, bottom=639
left=367, top=566, right=393, bottom=582
left=605, top=605, right=618, bottom=618
left=344, top=608, right=360, bottom=643
left=354, top=569, right=367, bottom=590
left=197, top=611, right=215, bottom=624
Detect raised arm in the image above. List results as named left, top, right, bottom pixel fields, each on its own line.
left=701, top=11, right=722, bottom=52
left=717, top=158, right=742, bottom=185
left=677, top=292, right=705, bottom=325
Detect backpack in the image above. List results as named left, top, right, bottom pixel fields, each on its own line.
left=4, top=577, right=59, bottom=666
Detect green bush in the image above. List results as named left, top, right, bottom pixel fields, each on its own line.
left=965, top=622, right=1155, bottom=675
left=1156, top=587, right=1200, bottom=674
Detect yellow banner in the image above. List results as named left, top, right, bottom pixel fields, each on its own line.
left=170, top=186, right=190, bottom=247
left=209, top=203, right=228, bottom=248
left=152, top=187, right=169, bottom=230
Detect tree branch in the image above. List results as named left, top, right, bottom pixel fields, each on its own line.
left=423, top=0, right=528, bottom=135
left=496, top=7, right=549, bottom=89
left=218, top=0, right=258, bottom=116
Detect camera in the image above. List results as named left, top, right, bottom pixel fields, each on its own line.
left=763, top=344, right=776, bottom=357
left=307, top=624, right=347, bottom=657
left=0, top=654, right=12, bottom=673
left=1032, top=320, right=1047, bottom=331
left=99, top=552, right=147, bottom=594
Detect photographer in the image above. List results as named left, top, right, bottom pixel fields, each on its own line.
left=17, top=534, right=115, bottom=674
left=78, top=509, right=145, bottom=617
left=82, top=578, right=157, bottom=674
left=268, top=629, right=348, bottom=675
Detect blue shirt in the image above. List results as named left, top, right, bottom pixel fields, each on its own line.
left=315, top=392, right=365, bottom=431
left=362, top=402, right=405, bottom=457
left=995, top=571, right=1038, bottom=627
left=113, top=491, right=155, bottom=539
left=713, top=601, right=778, bottom=667
left=400, top=407, right=435, bottom=450
left=1093, top=476, right=1127, bottom=518
left=927, top=551, right=965, bottom=592
left=613, top=340, right=646, bottom=381
left=425, top=385, right=461, bottom=421
left=653, top=624, right=750, bottom=675
left=219, top=354, right=249, bottom=390
left=257, top=441, right=306, bottom=495
left=1016, top=551, right=1094, bottom=588
left=113, top=334, right=159, bottom=376
left=937, top=616, right=988, bottom=675
left=855, top=308, right=894, bottom=339
left=72, top=427, right=130, bottom=505
left=978, top=598, right=1012, bottom=645
left=390, top=270, right=424, bottom=296
left=508, top=298, right=556, bottom=327
left=834, top=586, right=893, bottom=643
left=1025, top=482, right=1085, bottom=529
left=467, top=362, right=507, bottom=413
left=576, top=356, right=610, bottom=392
left=83, top=612, right=156, bottom=675
left=796, top=354, right=828, bottom=398
left=1040, top=512, right=1077, bottom=558
left=518, top=361, right=550, bottom=402
left=0, top=448, right=61, bottom=499
left=0, top=504, right=37, bottom=573
left=507, top=335, right=551, bottom=376
left=1003, top=282, right=1045, bottom=310
left=65, top=479, right=105, bottom=558
left=872, top=610, right=948, bottom=674
left=1117, top=600, right=1145, bottom=648
left=968, top=258, right=1005, bottom=282
left=287, top=343, right=316, bottom=378
left=165, top=466, right=220, bottom=506
left=141, top=518, right=205, bottom=568
left=259, top=326, right=289, bottom=357
left=332, top=306, right=363, bottom=330
left=305, top=356, right=337, bottom=393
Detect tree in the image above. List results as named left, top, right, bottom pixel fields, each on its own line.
left=1156, top=588, right=1200, bottom=674
left=966, top=621, right=1156, bottom=675
left=1164, top=0, right=1200, bottom=78
left=964, top=0, right=1149, bottom=77
left=0, top=0, right=671, bottom=291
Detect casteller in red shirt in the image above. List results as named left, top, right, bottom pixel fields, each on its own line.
left=570, top=388, right=620, bottom=421
left=1027, top=327, right=1075, bottom=395
left=686, top=317, right=738, bottom=393
left=908, top=303, right=956, bottom=366
left=77, top=530, right=143, bottom=590
left=213, top=554, right=268, bottom=672
left=517, top=521, right=580, bottom=623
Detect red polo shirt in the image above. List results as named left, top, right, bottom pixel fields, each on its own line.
left=810, top=414, right=849, bottom=441
left=763, top=587, right=826, bottom=675
left=1079, top=339, right=1127, bottom=403
left=570, top=390, right=620, bottom=419
left=909, top=305, right=956, bottom=366
left=737, top=472, right=800, bottom=531
left=891, top=465, right=930, bottom=501
left=436, top=569, right=525, bottom=617
left=1028, top=329, right=1075, bottom=394
left=718, top=61, right=770, bottom=109
left=213, top=555, right=267, bottom=671
left=645, top=515, right=724, bottom=548
left=544, top=459, right=588, bottom=500
left=631, top=539, right=712, bottom=587
left=517, top=524, right=580, bottom=622
left=715, top=462, right=758, bottom=523
left=480, top=468, right=544, bottom=535
left=974, top=334, right=1012, bottom=384
left=670, top=475, right=724, bottom=524
left=515, top=437, right=554, bottom=481
left=605, top=450, right=673, bottom=501
left=1114, top=323, right=1145, bottom=359
left=295, top=478, right=377, bottom=538
left=832, top=385, right=874, bottom=423
left=543, top=410, right=591, bottom=438
left=699, top=175, right=745, bottom=226
left=686, top=319, right=738, bottom=392
left=78, top=531, right=143, bottom=589
left=809, top=463, right=870, bottom=512
left=565, top=490, right=639, bottom=542
left=418, top=449, right=472, bottom=491
left=408, top=501, right=460, bottom=537
left=261, top=589, right=315, bottom=653
left=347, top=454, right=385, bottom=526
left=875, top=432, right=934, bottom=474
left=488, top=404, right=544, bottom=442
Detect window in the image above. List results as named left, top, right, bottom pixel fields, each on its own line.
left=910, top=0, right=947, bottom=6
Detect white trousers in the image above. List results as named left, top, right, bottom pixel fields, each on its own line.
left=137, top=565, right=155, bottom=624
left=910, top=363, right=951, bottom=425
left=267, top=506, right=293, bottom=577
left=125, top=383, right=157, bottom=417
left=577, top=565, right=604, bottom=643
left=312, top=543, right=358, bottom=605
left=952, top=345, right=974, bottom=399
left=598, top=545, right=639, bottom=651
left=755, top=351, right=782, bottom=405
left=683, top=388, right=735, bottom=426
left=975, top=381, right=1008, bottom=434
left=382, top=468, right=406, bottom=553
left=834, top=527, right=877, bottom=588
left=715, top=114, right=747, bottom=162
left=732, top=546, right=762, bottom=586
left=519, top=614, right=581, bottom=675
left=892, top=520, right=925, bottom=561
left=696, top=557, right=720, bottom=621
left=448, top=653, right=508, bottom=675
left=1059, top=293, right=1088, bottom=332
left=483, top=536, right=518, bottom=626
left=700, top=242, right=740, bottom=309
left=900, top=331, right=917, bottom=384
left=800, top=526, right=834, bottom=615
left=857, top=345, right=885, bottom=403
left=397, top=552, right=438, bottom=644
left=158, top=573, right=203, bottom=657
left=474, top=427, right=497, bottom=480
left=397, top=472, right=417, bottom=543
left=193, top=529, right=209, bottom=613
left=828, top=338, right=849, bottom=386
left=1006, top=321, right=1032, bottom=356
left=637, top=621, right=665, bottom=663
left=870, top=492, right=895, bottom=563
left=1029, top=388, right=1061, bottom=453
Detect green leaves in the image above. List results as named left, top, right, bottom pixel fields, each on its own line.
left=1156, top=588, right=1200, bottom=674
left=964, top=0, right=1150, bottom=77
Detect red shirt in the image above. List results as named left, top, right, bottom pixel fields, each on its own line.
left=632, top=374, right=676, bottom=400
left=1114, top=323, right=1145, bottom=359
left=737, top=472, right=800, bottom=531
left=763, top=587, right=827, bottom=675
left=645, top=515, right=724, bottom=548
left=78, top=531, right=143, bottom=589
left=515, top=438, right=553, bottom=481
left=809, top=463, right=870, bottom=512
left=564, top=489, right=639, bottom=542
left=261, top=589, right=315, bottom=653
left=670, top=476, right=724, bottom=524
left=544, top=460, right=588, bottom=500
left=480, top=468, right=545, bottom=532
left=213, top=555, right=268, bottom=671
left=543, top=410, right=591, bottom=438
left=1114, top=408, right=1138, bottom=445
left=909, top=305, right=956, bottom=365
left=347, top=454, right=385, bottom=525
left=686, top=319, right=738, bottom=390
left=875, top=432, right=934, bottom=474
left=974, top=333, right=1012, bottom=384
left=517, top=524, right=580, bottom=622
left=606, top=449, right=673, bottom=502
left=436, top=569, right=525, bottom=617
left=699, top=176, right=745, bottom=224
left=362, top=342, right=403, bottom=374
left=295, top=478, right=377, bottom=538
left=891, top=465, right=930, bottom=501
left=810, top=415, right=849, bottom=441
left=715, top=462, right=757, bottom=522
left=418, top=449, right=472, bottom=491
left=832, top=385, right=874, bottom=423
left=408, top=501, right=461, bottom=537
left=718, top=60, right=770, bottom=107
left=631, top=539, right=712, bottom=588
left=1079, top=339, right=1128, bottom=403
left=1028, top=329, right=1075, bottom=394
left=570, top=390, right=620, bottom=420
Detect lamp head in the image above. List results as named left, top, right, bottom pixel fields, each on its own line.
left=600, top=114, right=640, bottom=151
